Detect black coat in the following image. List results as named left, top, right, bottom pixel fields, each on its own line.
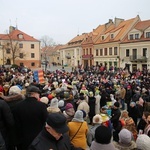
left=13, top=97, right=48, bottom=150
left=28, top=128, right=82, bottom=150
left=0, top=99, right=14, bottom=147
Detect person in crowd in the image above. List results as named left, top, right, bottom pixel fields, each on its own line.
left=90, top=125, right=117, bottom=150
left=137, top=111, right=150, bottom=134
left=136, top=134, right=150, bottom=150
left=94, top=90, right=101, bottom=114
left=120, top=85, right=126, bottom=110
left=0, top=99, right=14, bottom=149
left=125, top=85, right=132, bottom=111
left=87, top=114, right=102, bottom=146
left=144, top=112, right=150, bottom=137
left=63, top=103, right=75, bottom=123
left=111, top=101, right=121, bottom=142
left=88, top=91, right=96, bottom=124
left=13, top=85, right=48, bottom=150
left=29, top=113, right=82, bottom=150
left=128, top=101, right=138, bottom=125
left=123, top=117, right=138, bottom=141
left=68, top=110, right=88, bottom=150
left=113, top=128, right=137, bottom=150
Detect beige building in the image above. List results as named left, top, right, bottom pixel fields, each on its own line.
left=60, top=34, right=86, bottom=67
left=0, top=26, right=40, bottom=68
left=120, top=20, right=150, bottom=71
left=93, top=16, right=140, bottom=69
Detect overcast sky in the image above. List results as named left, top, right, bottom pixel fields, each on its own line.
left=1, top=0, right=150, bottom=44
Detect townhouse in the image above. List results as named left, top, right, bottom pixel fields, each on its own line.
left=120, top=20, right=150, bottom=71
left=0, top=26, right=40, bottom=68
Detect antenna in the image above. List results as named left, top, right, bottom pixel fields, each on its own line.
left=16, top=18, right=18, bottom=29
left=77, top=27, right=79, bottom=36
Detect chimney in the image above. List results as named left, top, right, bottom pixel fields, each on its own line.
left=105, top=19, right=113, bottom=29
left=9, top=26, right=16, bottom=33
left=114, top=18, right=124, bottom=27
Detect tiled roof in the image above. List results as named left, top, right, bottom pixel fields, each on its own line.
left=135, top=20, right=150, bottom=31
left=95, top=17, right=137, bottom=44
left=0, top=29, right=39, bottom=42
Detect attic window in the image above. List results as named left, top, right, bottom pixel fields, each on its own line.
left=129, top=34, right=134, bottom=40
left=146, top=32, right=150, bottom=38
left=102, top=36, right=104, bottom=40
left=18, top=34, right=23, bottom=39
left=135, top=34, right=139, bottom=39
left=111, top=34, right=114, bottom=39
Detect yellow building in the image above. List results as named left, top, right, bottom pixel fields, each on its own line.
left=0, top=26, right=40, bottom=68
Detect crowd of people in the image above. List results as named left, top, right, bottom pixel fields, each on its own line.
left=0, top=65, right=150, bottom=150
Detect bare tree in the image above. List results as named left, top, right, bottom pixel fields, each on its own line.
left=40, top=35, right=56, bottom=48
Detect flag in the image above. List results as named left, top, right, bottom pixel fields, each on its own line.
left=33, top=70, right=45, bottom=84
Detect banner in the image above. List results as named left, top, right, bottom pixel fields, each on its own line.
left=33, top=70, right=45, bottom=84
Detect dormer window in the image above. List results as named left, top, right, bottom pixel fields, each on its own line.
left=135, top=34, right=139, bottom=39
left=18, top=34, right=23, bottom=39
left=129, top=34, right=134, bottom=40
left=102, top=36, right=104, bottom=40
left=146, top=32, right=150, bottom=38
left=110, top=34, right=114, bottom=39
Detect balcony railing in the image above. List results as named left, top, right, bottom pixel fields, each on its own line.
left=82, top=54, right=93, bottom=59
left=129, top=55, right=147, bottom=62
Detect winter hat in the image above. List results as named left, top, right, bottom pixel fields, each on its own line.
left=48, top=94, right=54, bottom=100
left=114, top=101, right=120, bottom=108
left=100, top=113, right=109, bottom=123
left=72, top=110, right=84, bottom=122
left=80, top=110, right=86, bottom=118
left=95, top=125, right=112, bottom=144
left=93, top=114, right=102, bottom=124
left=58, top=100, right=64, bottom=107
left=119, top=129, right=132, bottom=144
left=136, top=134, right=150, bottom=150
left=40, top=97, right=49, bottom=104
left=50, top=98, right=58, bottom=108
left=89, top=91, right=93, bottom=97
left=65, top=103, right=73, bottom=110
left=9, top=85, right=21, bottom=95
left=142, top=88, right=147, bottom=94
left=130, top=101, right=136, bottom=106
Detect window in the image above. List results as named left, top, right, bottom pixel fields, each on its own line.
left=20, top=63, right=24, bottom=66
left=31, top=53, right=35, bottom=58
left=31, top=62, right=35, bottom=66
left=86, top=48, right=88, bottom=55
left=57, top=57, right=59, bottom=60
left=143, top=48, right=147, bottom=57
left=6, top=48, right=10, bottom=54
left=100, top=49, right=103, bottom=56
left=31, top=44, right=34, bottom=49
left=114, top=47, right=118, bottom=55
left=102, top=36, right=104, bottom=40
left=135, top=34, right=139, bottom=39
left=90, top=48, right=92, bottom=54
left=126, top=49, right=130, bottom=57
left=20, top=53, right=23, bottom=58
left=104, top=48, right=107, bottom=55
left=96, top=49, right=98, bottom=56
left=146, top=32, right=150, bottom=38
left=109, top=48, right=112, bottom=55
left=130, top=34, right=134, bottom=40
left=111, top=34, right=114, bottom=39
left=19, top=43, right=23, bottom=48
left=18, top=34, right=23, bottom=39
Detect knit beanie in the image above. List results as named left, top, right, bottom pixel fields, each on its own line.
left=50, top=98, right=58, bottom=108
left=93, top=114, right=102, bottom=124
left=65, top=103, right=73, bottom=110
left=119, top=129, right=132, bottom=144
left=58, top=100, right=64, bottom=107
left=40, top=97, right=49, bottom=104
left=95, top=125, right=111, bottom=144
left=136, top=134, right=150, bottom=150
left=72, top=110, right=84, bottom=122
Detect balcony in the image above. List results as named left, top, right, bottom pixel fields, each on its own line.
left=65, top=55, right=71, bottom=59
left=129, top=55, right=147, bottom=62
left=82, top=54, right=93, bottom=59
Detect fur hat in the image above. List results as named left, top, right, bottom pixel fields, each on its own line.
left=119, top=129, right=132, bottom=144
left=93, top=114, right=102, bottom=124
left=40, top=97, right=49, bottom=104
left=136, top=134, right=150, bottom=150
left=9, top=85, right=21, bottom=95
left=72, top=110, right=84, bottom=122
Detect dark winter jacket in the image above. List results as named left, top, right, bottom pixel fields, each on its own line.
left=13, top=97, right=48, bottom=150
left=28, top=128, right=82, bottom=150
